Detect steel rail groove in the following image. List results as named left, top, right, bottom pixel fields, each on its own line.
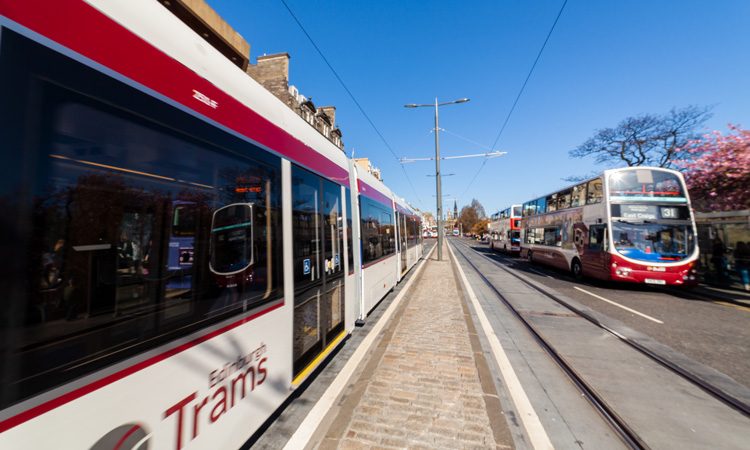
left=453, top=240, right=750, bottom=419
left=450, top=240, right=647, bottom=450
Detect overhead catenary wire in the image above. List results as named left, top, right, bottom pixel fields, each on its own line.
left=279, top=0, right=423, bottom=207
left=460, top=0, right=569, bottom=199
left=440, top=128, right=494, bottom=151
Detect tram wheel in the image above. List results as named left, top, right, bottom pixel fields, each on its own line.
left=571, top=258, right=583, bottom=279
left=527, top=251, right=533, bottom=263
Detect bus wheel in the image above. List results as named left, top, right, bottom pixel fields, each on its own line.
left=571, top=258, right=583, bottom=279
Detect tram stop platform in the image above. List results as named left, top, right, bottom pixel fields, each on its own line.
left=250, top=242, right=515, bottom=449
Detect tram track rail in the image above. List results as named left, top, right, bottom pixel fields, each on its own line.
left=450, top=239, right=750, bottom=432
left=450, top=239, right=648, bottom=450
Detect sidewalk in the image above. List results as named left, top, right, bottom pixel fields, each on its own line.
left=694, top=282, right=750, bottom=305
left=313, top=243, right=513, bottom=449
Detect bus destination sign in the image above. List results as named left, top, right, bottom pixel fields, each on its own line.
left=612, top=204, right=687, bottom=220
left=619, top=204, right=658, bottom=220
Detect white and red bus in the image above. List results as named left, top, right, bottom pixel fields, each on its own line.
left=488, top=205, right=522, bottom=255
left=0, top=1, right=422, bottom=448
left=520, top=167, right=699, bottom=286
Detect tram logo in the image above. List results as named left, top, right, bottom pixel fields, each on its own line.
left=91, top=422, right=150, bottom=450
left=192, top=89, right=219, bottom=109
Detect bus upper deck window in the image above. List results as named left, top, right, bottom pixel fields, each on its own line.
left=587, top=178, right=603, bottom=204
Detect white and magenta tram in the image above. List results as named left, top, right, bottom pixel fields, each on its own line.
left=520, top=167, right=699, bottom=286
left=0, top=1, right=423, bottom=448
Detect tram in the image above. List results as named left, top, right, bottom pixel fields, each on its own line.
left=488, top=205, right=522, bottom=255
left=520, top=167, right=699, bottom=285
left=0, top=1, right=422, bottom=448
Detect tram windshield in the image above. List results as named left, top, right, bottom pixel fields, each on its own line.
left=211, top=203, right=254, bottom=273
left=608, top=169, right=685, bottom=199
left=612, top=222, right=695, bottom=262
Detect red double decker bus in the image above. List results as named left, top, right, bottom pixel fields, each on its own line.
left=520, top=167, right=699, bottom=286
left=488, top=205, right=522, bottom=255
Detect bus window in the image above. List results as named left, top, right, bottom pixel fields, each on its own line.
left=587, top=178, right=603, bottom=204
left=571, top=183, right=587, bottom=207
left=543, top=227, right=559, bottom=246
left=608, top=169, right=685, bottom=198
left=557, top=190, right=572, bottom=210
left=588, top=225, right=607, bottom=251
left=547, top=194, right=558, bottom=212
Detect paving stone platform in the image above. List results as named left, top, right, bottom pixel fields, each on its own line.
left=314, top=243, right=513, bottom=449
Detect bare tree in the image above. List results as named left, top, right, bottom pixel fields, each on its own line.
left=570, top=105, right=712, bottom=168
left=458, top=198, right=487, bottom=232
left=469, top=198, right=486, bottom=219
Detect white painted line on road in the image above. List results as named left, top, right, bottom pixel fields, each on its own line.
left=448, top=243, right=553, bottom=450
left=283, top=245, right=436, bottom=450
left=528, top=267, right=554, bottom=279
left=573, top=286, right=664, bottom=324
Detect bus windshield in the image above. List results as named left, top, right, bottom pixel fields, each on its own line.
left=211, top=204, right=253, bottom=273
left=512, top=206, right=522, bottom=217
left=612, top=222, right=695, bottom=262
left=608, top=169, right=685, bottom=199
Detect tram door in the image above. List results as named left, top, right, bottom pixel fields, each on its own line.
left=398, top=213, right=408, bottom=274
left=291, top=168, right=345, bottom=376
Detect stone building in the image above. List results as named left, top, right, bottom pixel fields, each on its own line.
left=157, top=0, right=345, bottom=151
left=353, top=158, right=382, bottom=181
left=247, top=53, right=344, bottom=150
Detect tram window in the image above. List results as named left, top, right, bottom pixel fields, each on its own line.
left=210, top=204, right=254, bottom=274
left=380, top=211, right=395, bottom=256
left=344, top=188, right=354, bottom=272
left=5, top=81, right=282, bottom=409
left=359, top=197, right=395, bottom=264
left=360, top=200, right=381, bottom=263
left=323, top=180, right=343, bottom=276
left=587, top=178, right=603, bottom=204
left=291, top=169, right=322, bottom=283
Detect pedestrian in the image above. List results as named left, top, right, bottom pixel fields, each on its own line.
left=734, top=241, right=750, bottom=291
left=711, top=236, right=728, bottom=282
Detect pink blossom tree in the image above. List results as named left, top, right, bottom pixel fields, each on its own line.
left=676, top=125, right=750, bottom=212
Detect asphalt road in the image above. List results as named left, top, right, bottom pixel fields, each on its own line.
left=456, top=237, right=750, bottom=390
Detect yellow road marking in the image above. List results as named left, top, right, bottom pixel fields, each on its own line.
left=712, top=301, right=750, bottom=313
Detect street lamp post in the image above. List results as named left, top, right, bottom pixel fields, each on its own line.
left=405, top=97, right=469, bottom=261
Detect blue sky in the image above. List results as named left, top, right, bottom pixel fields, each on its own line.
left=208, top=0, right=750, bottom=216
